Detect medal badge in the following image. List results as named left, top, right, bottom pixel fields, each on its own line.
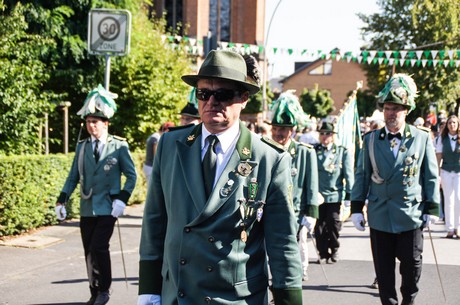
left=256, top=201, right=266, bottom=222
left=220, top=179, right=234, bottom=197
left=399, top=144, right=407, bottom=152
left=237, top=162, right=253, bottom=177
left=291, top=167, right=298, bottom=176
left=240, top=230, right=248, bottom=243
left=248, top=178, right=258, bottom=201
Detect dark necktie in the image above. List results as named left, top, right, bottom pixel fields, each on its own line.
left=94, top=139, right=100, bottom=163
left=202, top=135, right=219, bottom=198
left=388, top=132, right=402, bottom=140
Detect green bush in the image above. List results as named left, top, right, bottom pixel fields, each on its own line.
left=0, top=151, right=147, bottom=237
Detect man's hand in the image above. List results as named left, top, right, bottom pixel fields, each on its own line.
left=301, top=215, right=317, bottom=232
left=422, top=214, right=439, bottom=229
left=137, top=294, right=161, bottom=305
left=55, top=203, right=67, bottom=221
left=351, top=213, right=366, bottom=231
left=111, top=199, right=126, bottom=218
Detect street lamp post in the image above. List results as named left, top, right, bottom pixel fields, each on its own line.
left=262, top=0, right=284, bottom=120
left=60, top=101, right=71, bottom=154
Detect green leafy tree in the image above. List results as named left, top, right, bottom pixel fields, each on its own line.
left=358, top=0, right=460, bottom=121
left=0, top=3, right=60, bottom=155
left=299, top=84, right=335, bottom=118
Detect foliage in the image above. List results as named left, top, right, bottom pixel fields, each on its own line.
left=0, top=0, right=192, bottom=155
left=358, top=0, right=460, bottom=120
left=299, top=84, right=335, bottom=118
left=0, top=3, right=60, bottom=155
left=242, top=81, right=274, bottom=114
left=0, top=151, right=147, bottom=237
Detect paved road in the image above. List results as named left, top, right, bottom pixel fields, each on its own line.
left=1, top=204, right=459, bottom=305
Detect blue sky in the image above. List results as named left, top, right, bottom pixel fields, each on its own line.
left=265, top=0, right=380, bottom=77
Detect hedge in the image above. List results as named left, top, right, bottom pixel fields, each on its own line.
left=0, top=151, right=148, bottom=237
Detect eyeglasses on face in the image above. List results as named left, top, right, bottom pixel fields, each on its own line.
left=320, top=132, right=333, bottom=136
left=196, top=88, right=239, bottom=102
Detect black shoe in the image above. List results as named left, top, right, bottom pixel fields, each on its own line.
left=94, top=291, right=110, bottom=305
left=329, top=251, right=339, bottom=263
left=86, top=295, right=97, bottom=305
left=370, top=278, right=378, bottom=289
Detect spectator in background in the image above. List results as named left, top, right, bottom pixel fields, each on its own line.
left=435, top=115, right=460, bottom=238
left=143, top=121, right=175, bottom=179
left=179, top=88, right=201, bottom=126
left=298, top=119, right=319, bottom=145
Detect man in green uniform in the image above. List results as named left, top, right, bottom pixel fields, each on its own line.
left=137, top=50, right=302, bottom=305
left=351, top=74, right=440, bottom=305
left=270, top=91, right=319, bottom=281
left=56, top=85, right=137, bottom=305
left=314, top=121, right=354, bottom=264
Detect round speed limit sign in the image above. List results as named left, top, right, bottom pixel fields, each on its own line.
left=98, top=17, right=121, bottom=41
left=88, top=9, right=131, bottom=55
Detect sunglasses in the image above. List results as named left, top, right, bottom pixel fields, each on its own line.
left=196, top=88, right=239, bottom=102
left=320, top=132, right=333, bottom=136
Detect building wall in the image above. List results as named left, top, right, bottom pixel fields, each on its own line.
left=281, top=60, right=368, bottom=114
left=230, top=0, right=265, bottom=45
left=183, top=0, right=210, bottom=39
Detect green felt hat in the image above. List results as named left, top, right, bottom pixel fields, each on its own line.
left=376, top=73, right=418, bottom=114
left=180, top=88, right=200, bottom=118
left=181, top=50, right=260, bottom=95
left=318, top=122, right=337, bottom=133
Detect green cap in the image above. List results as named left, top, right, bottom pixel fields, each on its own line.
left=77, top=84, right=118, bottom=119
left=270, top=91, right=308, bottom=127
left=376, top=73, right=418, bottom=114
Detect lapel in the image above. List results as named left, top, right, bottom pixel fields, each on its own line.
left=84, top=138, right=97, bottom=168
left=375, top=128, right=397, bottom=173
left=187, top=121, right=256, bottom=226
left=176, top=124, right=207, bottom=214
left=394, top=125, right=413, bottom=169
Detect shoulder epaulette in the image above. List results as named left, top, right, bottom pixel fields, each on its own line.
left=168, top=124, right=195, bottom=132
left=298, top=142, right=314, bottom=149
left=112, top=135, right=127, bottom=141
left=416, top=125, right=431, bottom=133
left=261, top=136, right=286, bottom=153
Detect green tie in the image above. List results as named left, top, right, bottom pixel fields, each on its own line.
left=202, top=135, right=219, bottom=198
left=94, top=139, right=100, bottom=163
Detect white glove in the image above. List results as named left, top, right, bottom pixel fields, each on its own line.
left=301, top=216, right=317, bottom=232
left=423, top=214, right=439, bottom=229
left=317, top=193, right=325, bottom=205
left=343, top=200, right=351, bottom=207
left=111, top=199, right=126, bottom=218
left=55, top=205, right=67, bottom=221
left=137, top=294, right=161, bottom=305
left=351, top=213, right=366, bottom=231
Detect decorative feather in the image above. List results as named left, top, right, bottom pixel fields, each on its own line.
left=243, top=54, right=262, bottom=87
left=376, top=73, right=418, bottom=112
left=187, top=87, right=199, bottom=108
left=77, top=84, right=118, bottom=119
left=269, top=90, right=309, bottom=126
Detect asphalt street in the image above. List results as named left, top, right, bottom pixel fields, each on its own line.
left=1, top=204, right=459, bottom=305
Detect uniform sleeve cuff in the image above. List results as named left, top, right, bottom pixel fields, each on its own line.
left=57, top=192, right=68, bottom=204
left=351, top=201, right=365, bottom=214
left=272, top=288, right=302, bottom=305
left=138, top=260, right=163, bottom=295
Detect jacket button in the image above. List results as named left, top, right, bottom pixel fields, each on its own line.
left=178, top=291, right=185, bottom=298
left=180, top=258, right=187, bottom=265
left=184, top=227, right=191, bottom=233
left=208, top=236, right=215, bottom=242
left=207, top=266, right=213, bottom=272
left=204, top=296, right=212, bottom=303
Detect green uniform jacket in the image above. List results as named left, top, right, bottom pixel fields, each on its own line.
left=351, top=125, right=440, bottom=233
left=287, top=140, right=319, bottom=221
left=59, top=135, right=137, bottom=216
left=139, top=122, right=302, bottom=305
left=315, top=143, right=354, bottom=203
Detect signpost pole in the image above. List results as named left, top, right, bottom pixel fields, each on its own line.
left=104, top=54, right=111, bottom=90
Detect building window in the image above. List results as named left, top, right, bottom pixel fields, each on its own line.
left=308, top=60, right=332, bottom=75
left=209, top=0, right=231, bottom=42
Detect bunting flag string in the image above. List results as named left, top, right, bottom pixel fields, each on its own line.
left=161, top=34, right=460, bottom=69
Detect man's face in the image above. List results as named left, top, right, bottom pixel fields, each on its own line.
left=319, top=130, right=334, bottom=146
left=196, top=79, right=248, bottom=134
left=271, top=125, right=294, bottom=146
left=85, top=116, right=108, bottom=138
left=180, top=115, right=200, bottom=126
left=383, top=103, right=407, bottom=131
